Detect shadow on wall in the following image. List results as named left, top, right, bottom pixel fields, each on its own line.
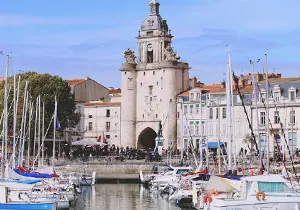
left=137, top=127, right=157, bottom=149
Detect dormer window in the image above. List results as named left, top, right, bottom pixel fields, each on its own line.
left=260, top=90, right=266, bottom=102
left=289, top=87, right=297, bottom=102
left=196, top=92, right=201, bottom=101
left=273, top=84, right=281, bottom=102
left=190, top=93, right=195, bottom=100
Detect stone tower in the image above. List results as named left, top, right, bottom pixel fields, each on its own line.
left=120, top=0, right=190, bottom=149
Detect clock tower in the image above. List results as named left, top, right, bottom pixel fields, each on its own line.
left=120, top=0, right=190, bottom=149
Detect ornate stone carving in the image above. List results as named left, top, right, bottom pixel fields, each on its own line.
left=164, top=43, right=180, bottom=61
left=124, top=48, right=136, bottom=64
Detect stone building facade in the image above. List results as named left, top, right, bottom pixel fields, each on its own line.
left=120, top=0, right=190, bottom=149
left=66, top=77, right=109, bottom=139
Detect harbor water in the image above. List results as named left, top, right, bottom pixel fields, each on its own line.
left=77, top=184, right=188, bottom=210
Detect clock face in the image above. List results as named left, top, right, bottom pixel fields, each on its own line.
left=147, top=44, right=153, bottom=52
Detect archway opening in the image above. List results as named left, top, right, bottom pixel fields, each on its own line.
left=137, top=127, right=157, bottom=149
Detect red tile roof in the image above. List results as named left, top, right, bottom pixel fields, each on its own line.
left=109, top=88, right=121, bottom=94
left=66, top=79, right=86, bottom=86
left=85, top=102, right=121, bottom=107
left=258, top=77, right=300, bottom=84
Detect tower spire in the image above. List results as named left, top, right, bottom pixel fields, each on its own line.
left=150, top=0, right=160, bottom=15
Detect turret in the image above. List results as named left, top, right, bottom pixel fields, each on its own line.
left=120, top=49, right=137, bottom=147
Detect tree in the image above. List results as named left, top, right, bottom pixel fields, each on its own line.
left=0, top=72, right=80, bottom=137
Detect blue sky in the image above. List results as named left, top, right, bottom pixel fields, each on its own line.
left=0, top=0, right=300, bottom=87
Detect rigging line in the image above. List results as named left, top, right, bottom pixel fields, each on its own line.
left=259, top=82, right=299, bottom=184
left=183, top=112, right=198, bottom=167
left=232, top=71, right=264, bottom=170
left=256, top=83, right=296, bottom=186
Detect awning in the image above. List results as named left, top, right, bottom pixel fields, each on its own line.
left=202, top=142, right=225, bottom=149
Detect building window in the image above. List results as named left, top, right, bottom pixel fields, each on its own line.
left=209, top=108, right=213, bottom=119
left=216, top=108, right=219, bottom=119
left=177, top=112, right=180, bottom=119
left=88, top=110, right=92, bottom=118
left=88, top=122, right=93, bottom=131
left=190, top=105, right=194, bottom=115
left=106, top=122, right=111, bottom=131
left=260, top=112, right=266, bottom=125
left=196, top=121, right=200, bottom=135
left=106, top=109, right=110, bottom=117
left=222, top=108, right=226, bottom=119
left=196, top=104, right=200, bottom=115
left=150, top=97, right=152, bottom=101
left=190, top=93, right=195, bottom=100
left=144, top=72, right=146, bottom=76
left=196, top=93, right=201, bottom=101
left=153, top=71, right=155, bottom=75
left=106, top=135, right=111, bottom=140
left=274, top=111, right=280, bottom=124
left=140, top=83, right=143, bottom=86
left=260, top=92, right=266, bottom=102
left=157, top=82, right=158, bottom=85
left=156, top=114, right=158, bottom=118
left=147, top=50, right=153, bottom=63
left=190, top=121, right=194, bottom=135
left=149, top=85, right=153, bottom=94
left=184, top=105, right=187, bottom=114
left=288, top=132, right=297, bottom=151
left=145, top=96, right=148, bottom=102
left=290, top=110, right=296, bottom=124
left=160, top=77, right=163, bottom=89
left=153, top=96, right=157, bottom=101
left=143, top=114, right=144, bottom=118
left=184, top=126, right=188, bottom=136
left=274, top=91, right=280, bottom=102
left=290, top=90, right=296, bottom=102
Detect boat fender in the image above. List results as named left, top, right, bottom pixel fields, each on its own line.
left=210, top=189, right=219, bottom=197
left=207, top=195, right=213, bottom=203
left=256, top=191, right=266, bottom=201
left=202, top=195, right=208, bottom=204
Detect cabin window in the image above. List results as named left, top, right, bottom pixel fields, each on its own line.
left=176, top=169, right=191, bottom=175
left=258, top=182, right=290, bottom=193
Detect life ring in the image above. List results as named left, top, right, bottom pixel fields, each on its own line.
left=256, top=191, right=266, bottom=201
left=210, top=189, right=219, bottom=196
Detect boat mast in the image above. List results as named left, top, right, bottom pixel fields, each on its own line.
left=250, top=59, right=261, bottom=169
left=226, top=49, right=233, bottom=171
left=200, top=90, right=203, bottom=166
left=27, top=102, right=33, bottom=168
left=52, top=96, right=57, bottom=166
left=218, top=98, right=221, bottom=175
left=12, top=75, right=16, bottom=169
left=38, top=95, right=41, bottom=168
left=265, top=53, right=270, bottom=174
left=42, top=102, right=45, bottom=167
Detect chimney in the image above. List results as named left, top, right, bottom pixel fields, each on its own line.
left=239, top=75, right=245, bottom=87
left=221, top=80, right=226, bottom=88
left=256, top=73, right=263, bottom=82
left=191, top=76, right=197, bottom=88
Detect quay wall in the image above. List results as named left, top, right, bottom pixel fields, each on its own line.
left=55, top=164, right=157, bottom=175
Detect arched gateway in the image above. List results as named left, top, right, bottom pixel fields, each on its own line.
left=137, top=127, right=157, bottom=149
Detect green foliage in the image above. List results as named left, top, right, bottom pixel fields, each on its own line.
left=0, top=72, right=80, bottom=136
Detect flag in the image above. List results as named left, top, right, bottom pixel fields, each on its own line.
left=56, top=117, right=61, bottom=130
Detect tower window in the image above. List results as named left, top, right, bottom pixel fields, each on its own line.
left=144, top=72, right=146, bottom=76
left=149, top=85, right=153, bottom=94
left=143, top=114, right=144, bottom=118
left=156, top=114, right=158, bottom=118
left=147, top=31, right=153, bottom=36
left=147, top=51, right=153, bottom=63
left=125, top=72, right=127, bottom=75
left=153, top=71, right=155, bottom=75
left=140, top=83, right=143, bottom=86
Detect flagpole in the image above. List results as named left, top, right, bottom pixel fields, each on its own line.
left=52, top=96, right=57, bottom=167
left=42, top=102, right=45, bottom=167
